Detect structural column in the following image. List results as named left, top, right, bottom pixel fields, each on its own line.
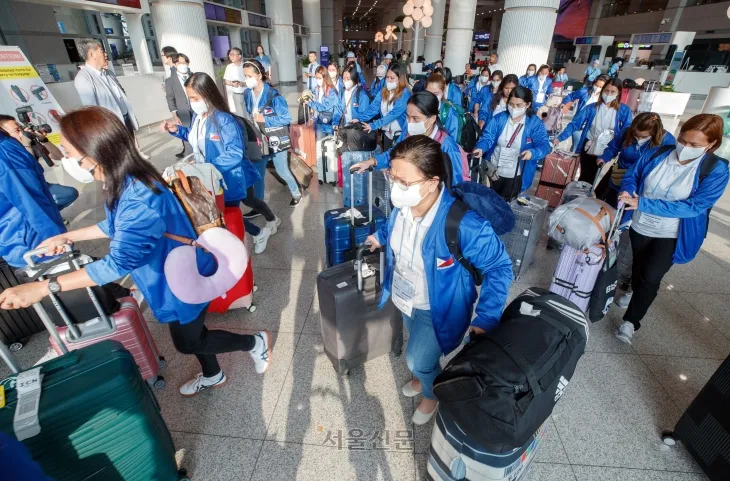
left=443, top=0, right=477, bottom=72
left=265, top=0, right=297, bottom=84
left=302, top=0, right=322, bottom=56
left=150, top=0, right=214, bottom=78
left=229, top=26, right=242, bottom=51
left=124, top=13, right=153, bottom=74
left=488, top=12, right=502, bottom=53
left=321, top=0, right=335, bottom=56
left=497, top=0, right=560, bottom=77
left=423, top=0, right=446, bottom=62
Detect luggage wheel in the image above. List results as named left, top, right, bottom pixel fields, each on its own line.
left=153, top=376, right=166, bottom=389
left=254, top=285, right=259, bottom=292
left=661, top=430, right=677, bottom=447
left=318, top=180, right=324, bottom=185
left=9, top=342, right=23, bottom=352
left=247, top=304, right=257, bottom=312
left=158, top=356, right=167, bottom=369
left=178, top=468, right=190, bottom=481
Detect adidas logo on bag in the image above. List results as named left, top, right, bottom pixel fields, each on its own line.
left=554, top=376, right=569, bottom=402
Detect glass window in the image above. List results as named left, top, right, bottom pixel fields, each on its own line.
left=687, top=0, right=727, bottom=5
left=260, top=0, right=266, bottom=15
left=600, top=0, right=633, bottom=17
left=639, top=0, right=668, bottom=12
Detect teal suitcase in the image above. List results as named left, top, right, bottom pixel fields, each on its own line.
left=0, top=340, right=188, bottom=481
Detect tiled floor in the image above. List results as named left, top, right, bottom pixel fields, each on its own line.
left=3, top=89, right=730, bottom=481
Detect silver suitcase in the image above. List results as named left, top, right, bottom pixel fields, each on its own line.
left=499, top=196, right=548, bottom=281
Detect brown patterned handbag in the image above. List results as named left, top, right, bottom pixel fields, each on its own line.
left=169, top=169, right=224, bottom=235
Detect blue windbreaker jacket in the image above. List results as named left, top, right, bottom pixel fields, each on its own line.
left=243, top=82, right=292, bottom=129
left=599, top=130, right=676, bottom=189
left=525, top=75, right=553, bottom=110
left=557, top=103, right=633, bottom=153
left=0, top=133, right=65, bottom=267
left=308, top=85, right=342, bottom=135
left=474, top=112, right=552, bottom=192
left=440, top=102, right=461, bottom=142
left=447, top=83, right=463, bottom=106
left=374, top=188, right=513, bottom=354
left=362, top=88, right=412, bottom=135
left=370, top=77, right=385, bottom=98
left=621, top=147, right=730, bottom=264
left=85, top=178, right=216, bottom=323
left=561, top=87, right=596, bottom=114
left=472, top=84, right=493, bottom=115
left=173, top=110, right=259, bottom=202
left=333, top=86, right=373, bottom=125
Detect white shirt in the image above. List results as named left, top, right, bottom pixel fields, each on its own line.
left=589, top=104, right=616, bottom=141
left=585, top=92, right=600, bottom=108
left=632, top=150, right=702, bottom=239
left=344, top=87, right=355, bottom=124
left=494, top=98, right=507, bottom=116
left=381, top=91, right=400, bottom=138
left=492, top=117, right=525, bottom=178
left=177, top=73, right=190, bottom=100
left=224, top=62, right=245, bottom=94
left=536, top=77, right=547, bottom=103
left=86, top=63, right=128, bottom=115
left=490, top=63, right=502, bottom=73
left=307, top=61, right=319, bottom=91
left=189, top=115, right=209, bottom=164
left=389, top=188, right=444, bottom=310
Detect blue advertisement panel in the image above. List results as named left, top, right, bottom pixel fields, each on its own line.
left=320, top=46, right=329, bottom=68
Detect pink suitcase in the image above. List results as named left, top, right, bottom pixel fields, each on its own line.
left=549, top=244, right=604, bottom=312
left=536, top=150, right=579, bottom=208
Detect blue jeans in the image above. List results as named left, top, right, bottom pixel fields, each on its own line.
left=270, top=150, right=301, bottom=197
left=48, top=183, right=79, bottom=211
left=252, top=159, right=267, bottom=200
left=403, top=309, right=442, bottom=400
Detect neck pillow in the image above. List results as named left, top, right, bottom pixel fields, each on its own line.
left=164, top=227, right=248, bottom=304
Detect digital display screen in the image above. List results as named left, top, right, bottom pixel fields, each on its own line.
left=473, top=31, right=490, bottom=41
left=575, top=37, right=594, bottom=45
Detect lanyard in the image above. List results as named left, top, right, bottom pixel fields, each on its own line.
left=397, top=211, right=422, bottom=271
left=504, top=122, right=523, bottom=149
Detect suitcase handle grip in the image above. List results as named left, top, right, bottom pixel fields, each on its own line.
left=23, top=244, right=73, bottom=268
left=349, top=166, right=375, bottom=226
left=356, top=244, right=384, bottom=291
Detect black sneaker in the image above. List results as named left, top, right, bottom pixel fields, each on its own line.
left=243, top=210, right=261, bottom=219
left=175, top=151, right=186, bottom=159
left=289, top=197, right=302, bottom=207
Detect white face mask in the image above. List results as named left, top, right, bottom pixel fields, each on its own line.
left=177, top=65, right=189, bottom=75
left=390, top=182, right=426, bottom=209
left=508, top=106, right=527, bottom=119
left=328, top=70, right=338, bottom=79
left=602, top=93, right=617, bottom=104
left=435, top=92, right=443, bottom=101
left=492, top=80, right=500, bottom=88
left=527, top=70, right=535, bottom=76
left=593, top=86, right=601, bottom=94
left=538, top=74, right=546, bottom=81
left=245, top=77, right=258, bottom=89
left=61, top=156, right=95, bottom=184
left=190, top=100, right=208, bottom=116
left=676, top=142, right=708, bottom=162
left=479, top=75, right=489, bottom=84
left=635, top=136, right=651, bottom=146
left=386, top=81, right=398, bottom=91
left=407, top=120, right=428, bottom=136
left=344, top=79, right=354, bottom=89
left=316, top=78, right=324, bottom=87
left=377, top=72, right=385, bottom=78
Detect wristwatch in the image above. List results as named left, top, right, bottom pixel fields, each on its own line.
left=47, top=280, right=62, bottom=294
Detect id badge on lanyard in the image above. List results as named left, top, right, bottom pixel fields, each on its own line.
left=637, top=213, right=664, bottom=230
left=391, top=269, right=415, bottom=317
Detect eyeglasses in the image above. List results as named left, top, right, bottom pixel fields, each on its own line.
left=384, top=169, right=431, bottom=190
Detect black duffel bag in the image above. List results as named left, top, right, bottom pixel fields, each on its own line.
left=336, top=123, right=378, bottom=154
left=432, top=287, right=588, bottom=450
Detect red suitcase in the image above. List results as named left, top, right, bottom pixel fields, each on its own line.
left=535, top=150, right=579, bottom=208
left=209, top=206, right=256, bottom=313
left=289, top=120, right=317, bottom=167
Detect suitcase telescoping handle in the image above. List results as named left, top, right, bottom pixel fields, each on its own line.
left=23, top=245, right=114, bottom=343
left=348, top=165, right=374, bottom=227
left=356, top=244, right=384, bottom=292
left=0, top=339, right=22, bottom=374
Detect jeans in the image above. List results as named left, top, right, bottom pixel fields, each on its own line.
left=252, top=158, right=267, bottom=200
left=570, top=130, right=582, bottom=153
left=269, top=150, right=301, bottom=197
left=48, top=183, right=79, bottom=211
left=403, top=309, right=442, bottom=400
left=168, top=307, right=255, bottom=377
left=624, top=228, right=677, bottom=330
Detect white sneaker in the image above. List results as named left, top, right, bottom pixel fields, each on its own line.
left=249, top=331, right=271, bottom=374
left=412, top=402, right=439, bottom=425
left=179, top=371, right=227, bottom=397
left=266, top=216, right=282, bottom=236
left=615, top=321, right=635, bottom=345
left=253, top=226, right=272, bottom=254
left=615, top=291, right=633, bottom=309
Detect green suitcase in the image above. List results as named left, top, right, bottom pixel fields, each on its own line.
left=0, top=340, right=187, bottom=481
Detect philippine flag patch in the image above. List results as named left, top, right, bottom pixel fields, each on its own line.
left=209, top=133, right=221, bottom=141
left=263, top=107, right=274, bottom=115
left=436, top=256, right=455, bottom=270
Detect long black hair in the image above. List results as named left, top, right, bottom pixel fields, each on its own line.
left=408, top=91, right=441, bottom=126
left=509, top=86, right=535, bottom=117
left=184, top=72, right=230, bottom=113
left=390, top=135, right=452, bottom=192
left=491, top=74, right=519, bottom=111
left=60, top=107, right=166, bottom=209
left=343, top=65, right=361, bottom=86
left=434, top=66, right=453, bottom=85
left=243, top=58, right=269, bottom=82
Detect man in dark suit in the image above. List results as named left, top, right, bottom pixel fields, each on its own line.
left=165, top=53, right=193, bottom=158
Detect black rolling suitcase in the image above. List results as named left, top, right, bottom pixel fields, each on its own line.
left=662, top=354, right=730, bottom=481
left=317, top=245, right=402, bottom=375
left=0, top=259, right=45, bottom=351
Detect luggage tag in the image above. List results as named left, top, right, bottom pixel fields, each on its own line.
left=498, top=148, right=520, bottom=172
left=13, top=367, right=43, bottom=441
left=391, top=268, right=416, bottom=317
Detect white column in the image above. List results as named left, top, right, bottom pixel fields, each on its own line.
left=443, top=0, right=477, bottom=73
left=497, top=0, right=560, bottom=78
left=321, top=0, right=335, bottom=57
left=489, top=12, right=502, bottom=52
left=303, top=0, right=322, bottom=57
left=150, top=0, right=214, bottom=78
left=124, top=13, right=153, bottom=74
left=229, top=26, right=242, bottom=51
left=265, top=0, right=297, bottom=84
left=423, top=0, right=446, bottom=62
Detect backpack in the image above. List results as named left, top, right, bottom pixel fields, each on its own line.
left=439, top=100, right=466, bottom=144
left=233, top=114, right=264, bottom=161
left=444, top=181, right=516, bottom=286
left=169, top=169, right=224, bottom=235
left=435, top=129, right=470, bottom=183
left=432, top=287, right=589, bottom=450
left=460, top=113, right=481, bottom=152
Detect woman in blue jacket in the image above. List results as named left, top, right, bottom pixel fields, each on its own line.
left=424, top=72, right=461, bottom=142
left=561, top=74, right=607, bottom=114
left=327, top=63, right=344, bottom=97
left=353, top=92, right=468, bottom=184
left=0, top=107, right=271, bottom=396
left=434, top=66, right=462, bottom=107
left=473, top=86, right=551, bottom=199
left=364, top=135, right=512, bottom=424
left=370, top=64, right=387, bottom=97
left=0, top=129, right=65, bottom=268
left=526, top=64, right=553, bottom=111
left=255, top=45, right=271, bottom=77
left=596, top=112, right=676, bottom=207
left=471, top=66, right=493, bottom=125
left=333, top=65, right=372, bottom=126
left=164, top=72, right=280, bottom=254
left=614, top=114, right=729, bottom=345
left=481, top=74, right=519, bottom=126
left=555, top=77, right=632, bottom=183
left=242, top=59, right=303, bottom=207
left=360, top=63, right=412, bottom=150
left=307, top=65, right=341, bottom=139
left=518, top=64, right=536, bottom=87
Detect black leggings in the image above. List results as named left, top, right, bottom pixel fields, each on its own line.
left=240, top=186, right=275, bottom=222
left=492, top=175, right=523, bottom=201
left=579, top=151, right=600, bottom=183
left=168, top=307, right=255, bottom=377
